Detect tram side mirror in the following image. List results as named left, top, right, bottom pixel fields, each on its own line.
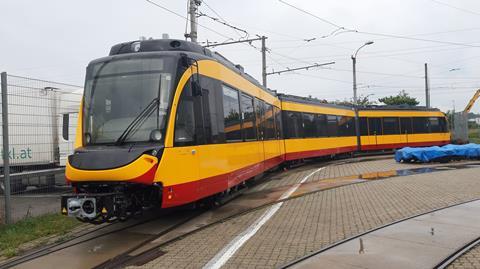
left=180, top=54, right=190, bottom=67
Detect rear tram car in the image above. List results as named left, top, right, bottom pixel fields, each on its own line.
left=62, top=39, right=450, bottom=222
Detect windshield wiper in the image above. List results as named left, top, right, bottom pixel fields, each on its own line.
left=115, top=98, right=159, bottom=145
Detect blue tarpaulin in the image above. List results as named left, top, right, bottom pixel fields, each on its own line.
left=395, top=144, right=480, bottom=163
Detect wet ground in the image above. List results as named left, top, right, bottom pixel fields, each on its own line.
left=7, top=157, right=480, bottom=269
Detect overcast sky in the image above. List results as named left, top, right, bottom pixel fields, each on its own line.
left=2, top=0, right=480, bottom=113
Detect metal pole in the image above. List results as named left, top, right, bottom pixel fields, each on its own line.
left=1, top=72, right=11, bottom=224
left=261, top=36, right=267, bottom=87
left=425, top=63, right=430, bottom=108
left=352, top=56, right=361, bottom=152
left=189, top=0, right=200, bottom=43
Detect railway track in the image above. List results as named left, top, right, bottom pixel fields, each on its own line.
left=95, top=160, right=480, bottom=268
left=434, top=237, right=480, bottom=269
left=0, top=208, right=203, bottom=269
left=280, top=198, right=480, bottom=269
left=6, top=155, right=466, bottom=268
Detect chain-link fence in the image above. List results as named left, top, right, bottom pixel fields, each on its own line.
left=452, top=112, right=468, bottom=144
left=0, top=72, right=82, bottom=223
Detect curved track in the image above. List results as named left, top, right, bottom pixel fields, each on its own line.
left=434, top=237, right=480, bottom=269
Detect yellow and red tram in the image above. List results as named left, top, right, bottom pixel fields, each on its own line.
left=61, top=39, right=450, bottom=222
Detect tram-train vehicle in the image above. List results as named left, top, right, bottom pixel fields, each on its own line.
left=61, top=39, right=450, bottom=222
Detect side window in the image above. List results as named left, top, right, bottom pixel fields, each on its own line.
left=62, top=113, right=69, bottom=140
left=326, top=115, right=338, bottom=137
left=254, top=98, right=265, bottom=140
left=175, top=81, right=199, bottom=146
left=283, top=111, right=303, bottom=138
left=316, top=114, right=327, bottom=137
left=264, top=103, right=276, bottom=140
left=222, top=85, right=242, bottom=142
left=439, top=117, right=448, bottom=133
left=241, top=94, right=256, bottom=141
left=359, top=117, right=368, bottom=136
left=201, top=77, right=223, bottom=144
left=368, top=117, right=382, bottom=135
left=413, top=117, right=428, bottom=133
left=274, top=107, right=283, bottom=139
left=383, top=117, right=400, bottom=135
left=338, top=116, right=354, bottom=136
left=429, top=117, right=441, bottom=133
left=400, top=117, right=413, bottom=134
left=303, top=113, right=316, bottom=138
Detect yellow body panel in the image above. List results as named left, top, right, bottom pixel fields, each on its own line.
left=284, top=137, right=357, bottom=154
left=66, top=154, right=158, bottom=182
left=360, top=133, right=450, bottom=146
left=74, top=99, right=84, bottom=149
left=282, top=101, right=355, bottom=116
left=358, top=110, right=445, bottom=117
left=156, top=141, right=276, bottom=187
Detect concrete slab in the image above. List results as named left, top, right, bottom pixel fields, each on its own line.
left=292, top=200, right=480, bottom=269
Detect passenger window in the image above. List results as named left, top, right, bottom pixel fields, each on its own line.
left=413, top=117, right=428, bottom=133
left=316, top=114, right=327, bottom=137
left=326, top=115, right=338, bottom=137
left=400, top=117, right=413, bottom=134
left=222, top=85, right=242, bottom=142
left=264, top=103, right=276, bottom=140
left=241, top=94, right=256, bottom=141
left=254, top=98, right=265, bottom=140
left=383, top=117, right=400, bottom=135
left=62, top=113, right=69, bottom=141
left=338, top=116, right=355, bottom=137
left=274, top=107, right=283, bottom=139
left=283, top=111, right=303, bottom=138
left=201, top=77, right=222, bottom=144
left=368, top=118, right=382, bottom=135
left=359, top=117, right=368, bottom=136
left=303, top=113, right=316, bottom=138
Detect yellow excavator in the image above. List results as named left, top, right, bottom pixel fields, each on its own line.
left=464, top=89, right=480, bottom=114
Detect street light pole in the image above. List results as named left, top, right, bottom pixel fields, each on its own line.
left=352, top=41, right=374, bottom=152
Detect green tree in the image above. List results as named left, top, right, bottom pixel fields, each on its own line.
left=335, top=94, right=376, bottom=106
left=378, top=90, right=419, bottom=106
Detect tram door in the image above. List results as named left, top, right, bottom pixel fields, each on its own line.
left=368, top=118, right=382, bottom=148
left=254, top=98, right=266, bottom=169
left=400, top=117, right=412, bottom=146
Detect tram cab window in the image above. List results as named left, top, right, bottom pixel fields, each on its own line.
left=400, top=117, right=413, bottom=134
left=383, top=117, right=400, bottom=135
left=303, top=113, right=317, bottom=138
left=274, top=107, right=283, bottom=139
left=264, top=103, right=276, bottom=140
left=359, top=117, right=368, bottom=136
left=316, top=114, right=328, bottom=137
left=283, top=111, right=303, bottom=138
left=222, top=85, right=242, bottom=142
left=413, top=117, right=428, bottom=133
left=439, top=117, right=448, bottom=133
left=326, top=115, right=338, bottom=137
left=368, top=118, right=382, bottom=135
left=338, top=116, right=354, bottom=137
left=429, top=117, right=441, bottom=133
left=241, top=94, right=256, bottom=141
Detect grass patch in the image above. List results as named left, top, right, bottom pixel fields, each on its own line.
left=0, top=213, right=81, bottom=257
left=469, top=128, right=480, bottom=144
